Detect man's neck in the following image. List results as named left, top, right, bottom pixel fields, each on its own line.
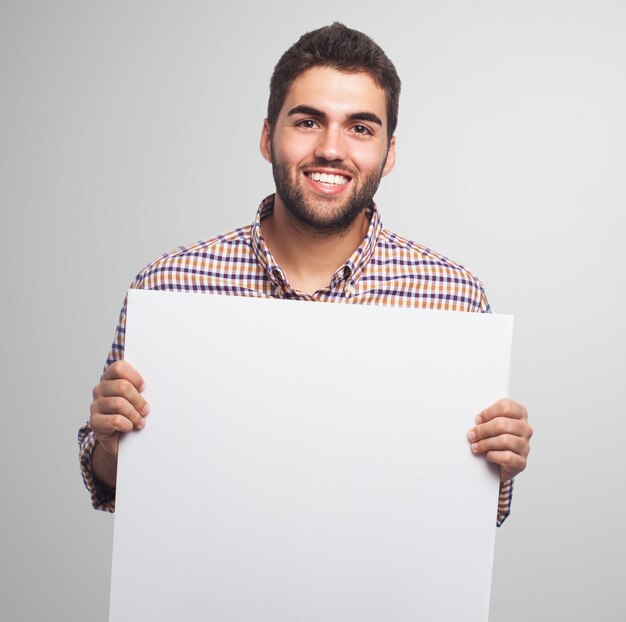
left=260, top=197, right=370, bottom=295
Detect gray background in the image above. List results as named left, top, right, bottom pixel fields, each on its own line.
left=1, top=1, right=624, bottom=620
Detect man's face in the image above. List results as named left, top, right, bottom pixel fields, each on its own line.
left=260, top=66, right=396, bottom=234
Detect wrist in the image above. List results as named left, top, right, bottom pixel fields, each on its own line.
left=92, top=439, right=118, bottom=489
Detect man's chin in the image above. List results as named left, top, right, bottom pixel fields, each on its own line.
left=272, top=164, right=376, bottom=234
left=282, top=199, right=366, bottom=235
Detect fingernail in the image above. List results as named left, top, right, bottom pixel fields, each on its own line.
left=468, top=429, right=477, bottom=442
left=137, top=419, right=145, bottom=429
left=142, top=404, right=150, bottom=416
left=475, top=415, right=483, bottom=424
left=139, top=383, right=146, bottom=393
left=471, top=442, right=478, bottom=452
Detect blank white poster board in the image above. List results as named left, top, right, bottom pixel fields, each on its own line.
left=110, top=290, right=513, bottom=622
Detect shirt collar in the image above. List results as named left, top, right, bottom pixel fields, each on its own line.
left=251, top=194, right=383, bottom=290
left=251, top=195, right=287, bottom=287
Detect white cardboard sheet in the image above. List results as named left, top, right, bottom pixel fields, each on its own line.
left=110, top=290, right=513, bottom=622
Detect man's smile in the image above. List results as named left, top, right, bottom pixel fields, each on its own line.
left=303, top=168, right=352, bottom=196
left=305, top=171, right=350, bottom=186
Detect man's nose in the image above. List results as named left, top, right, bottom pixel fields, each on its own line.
left=314, top=125, right=346, bottom=161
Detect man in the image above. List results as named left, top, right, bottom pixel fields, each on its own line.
left=79, top=23, right=532, bottom=526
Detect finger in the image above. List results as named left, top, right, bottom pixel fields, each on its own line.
left=469, top=416, right=532, bottom=443
left=470, top=433, right=529, bottom=457
left=102, top=360, right=145, bottom=392
left=476, top=398, right=527, bottom=424
left=98, top=378, right=150, bottom=417
left=484, top=450, right=527, bottom=481
left=90, top=412, right=135, bottom=436
left=92, top=396, right=145, bottom=430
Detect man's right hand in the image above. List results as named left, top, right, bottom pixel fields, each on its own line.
left=89, top=360, right=149, bottom=487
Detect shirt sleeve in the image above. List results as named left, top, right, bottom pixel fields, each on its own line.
left=77, top=422, right=116, bottom=512
left=497, top=479, right=513, bottom=526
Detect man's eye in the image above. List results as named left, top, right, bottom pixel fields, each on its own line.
left=297, top=119, right=317, bottom=129
left=352, top=124, right=371, bottom=135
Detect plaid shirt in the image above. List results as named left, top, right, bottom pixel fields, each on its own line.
left=78, top=194, right=513, bottom=525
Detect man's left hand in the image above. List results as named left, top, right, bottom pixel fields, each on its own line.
left=468, top=398, right=533, bottom=482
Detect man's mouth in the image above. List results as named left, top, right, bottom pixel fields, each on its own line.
left=305, top=171, right=350, bottom=186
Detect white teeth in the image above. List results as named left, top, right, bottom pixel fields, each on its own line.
left=308, top=172, right=348, bottom=185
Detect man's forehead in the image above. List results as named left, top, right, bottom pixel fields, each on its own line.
left=281, top=66, right=387, bottom=119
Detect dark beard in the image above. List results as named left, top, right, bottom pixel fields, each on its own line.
left=271, top=159, right=384, bottom=235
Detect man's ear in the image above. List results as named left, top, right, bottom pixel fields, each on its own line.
left=260, top=119, right=272, bottom=163
left=382, top=135, right=396, bottom=177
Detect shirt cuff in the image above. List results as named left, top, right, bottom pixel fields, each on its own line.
left=496, top=478, right=513, bottom=527
left=77, top=423, right=116, bottom=512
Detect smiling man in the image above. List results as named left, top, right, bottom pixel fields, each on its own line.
left=79, top=23, right=532, bottom=526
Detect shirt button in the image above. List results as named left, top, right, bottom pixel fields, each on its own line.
left=345, top=284, right=354, bottom=296
left=273, top=286, right=283, bottom=297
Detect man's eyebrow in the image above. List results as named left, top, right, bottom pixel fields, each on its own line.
left=347, top=112, right=382, bottom=127
left=287, top=105, right=326, bottom=118
left=287, top=106, right=383, bottom=127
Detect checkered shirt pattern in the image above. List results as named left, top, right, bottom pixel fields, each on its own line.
left=78, top=194, right=513, bottom=526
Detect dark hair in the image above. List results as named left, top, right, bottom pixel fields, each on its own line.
left=267, top=22, right=401, bottom=140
